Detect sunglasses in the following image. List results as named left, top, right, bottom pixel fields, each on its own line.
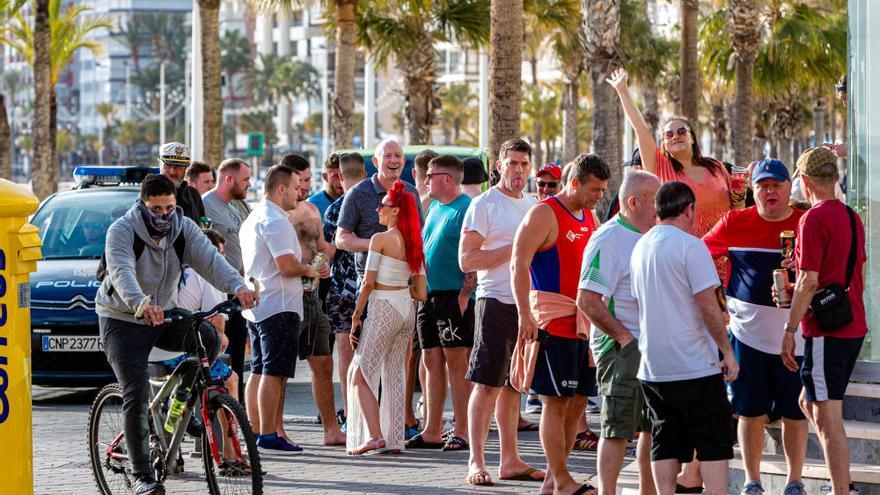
left=378, top=202, right=395, bottom=209
left=663, top=126, right=689, bottom=139
left=536, top=180, right=559, bottom=189
left=426, top=172, right=451, bottom=180
left=82, top=221, right=104, bottom=229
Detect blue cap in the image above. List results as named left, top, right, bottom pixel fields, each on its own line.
left=751, top=159, right=790, bottom=184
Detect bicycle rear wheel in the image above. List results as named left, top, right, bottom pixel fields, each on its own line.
left=201, top=393, right=263, bottom=495
left=89, top=383, right=133, bottom=495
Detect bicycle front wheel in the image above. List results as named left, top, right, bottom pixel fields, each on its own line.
left=88, top=383, right=133, bottom=495
left=201, top=393, right=263, bottom=495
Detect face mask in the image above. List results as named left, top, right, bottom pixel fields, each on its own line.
left=139, top=201, right=174, bottom=238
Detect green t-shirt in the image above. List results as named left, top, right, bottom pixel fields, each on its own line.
left=423, top=194, right=471, bottom=293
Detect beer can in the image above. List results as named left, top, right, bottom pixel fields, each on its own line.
left=303, top=252, right=328, bottom=292
left=773, top=268, right=791, bottom=306
left=780, top=230, right=796, bottom=261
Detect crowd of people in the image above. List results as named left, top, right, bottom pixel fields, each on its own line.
left=94, top=70, right=865, bottom=495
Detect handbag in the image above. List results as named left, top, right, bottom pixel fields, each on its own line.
left=809, top=206, right=858, bottom=332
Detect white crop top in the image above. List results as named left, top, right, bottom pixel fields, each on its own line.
left=365, top=251, right=422, bottom=286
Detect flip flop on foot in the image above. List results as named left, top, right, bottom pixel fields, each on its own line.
left=499, top=466, right=545, bottom=482
left=517, top=421, right=540, bottom=432
left=675, top=483, right=703, bottom=494
left=572, top=484, right=597, bottom=495
left=405, top=433, right=444, bottom=449
left=442, top=435, right=468, bottom=451
left=466, top=470, right=493, bottom=486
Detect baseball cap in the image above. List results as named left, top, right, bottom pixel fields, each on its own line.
left=159, top=142, right=191, bottom=166
left=796, top=147, right=838, bottom=178
left=462, top=157, right=490, bottom=185
left=536, top=162, right=562, bottom=181
left=751, top=158, right=790, bottom=184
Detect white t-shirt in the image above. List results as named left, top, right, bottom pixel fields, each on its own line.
left=630, top=225, right=722, bottom=382
left=149, top=267, right=226, bottom=362
left=461, top=187, right=537, bottom=305
left=579, top=216, right=642, bottom=359
left=240, top=199, right=304, bottom=322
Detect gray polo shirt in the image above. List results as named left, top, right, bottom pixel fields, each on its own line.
left=337, top=174, right=422, bottom=277
left=203, top=191, right=248, bottom=273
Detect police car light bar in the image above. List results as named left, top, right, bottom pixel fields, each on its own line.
left=73, top=165, right=160, bottom=187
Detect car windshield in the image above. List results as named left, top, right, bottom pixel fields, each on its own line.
left=31, top=190, right=138, bottom=260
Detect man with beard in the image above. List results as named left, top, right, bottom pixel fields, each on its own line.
left=158, top=142, right=205, bottom=226
left=460, top=138, right=543, bottom=487
left=511, top=153, right=609, bottom=495
left=281, top=153, right=343, bottom=447
left=203, top=158, right=252, bottom=400
left=308, top=153, right=344, bottom=220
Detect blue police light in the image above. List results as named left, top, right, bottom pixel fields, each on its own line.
left=73, top=165, right=159, bottom=188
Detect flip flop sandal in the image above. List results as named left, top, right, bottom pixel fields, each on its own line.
left=517, top=422, right=540, bottom=432
left=572, top=484, right=597, bottom=495
left=219, top=460, right=265, bottom=477
left=441, top=435, right=468, bottom=451
left=675, top=483, right=703, bottom=493
left=405, top=433, right=444, bottom=449
left=499, top=466, right=545, bottom=482
left=573, top=430, right=599, bottom=451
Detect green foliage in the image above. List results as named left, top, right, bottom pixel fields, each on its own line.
left=244, top=54, right=320, bottom=106
left=620, top=0, right=679, bottom=86
left=239, top=110, right=279, bottom=145
left=221, top=29, right=254, bottom=96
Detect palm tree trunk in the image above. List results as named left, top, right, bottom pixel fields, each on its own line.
left=400, top=28, right=437, bottom=145
left=226, top=68, right=238, bottom=153
left=33, top=0, right=53, bottom=198
left=0, top=96, right=10, bottom=180
left=582, top=0, right=621, bottom=215
left=711, top=103, right=727, bottom=160
left=332, top=0, right=357, bottom=148
left=562, top=76, right=579, bottom=163
left=533, top=125, right=543, bottom=167
left=200, top=0, right=223, bottom=166
left=679, top=0, right=700, bottom=121
left=489, top=0, right=523, bottom=164
left=729, top=0, right=760, bottom=167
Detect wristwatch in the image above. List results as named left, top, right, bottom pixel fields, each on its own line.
left=783, top=323, right=798, bottom=334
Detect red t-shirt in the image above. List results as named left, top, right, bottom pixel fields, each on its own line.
left=794, top=200, right=868, bottom=338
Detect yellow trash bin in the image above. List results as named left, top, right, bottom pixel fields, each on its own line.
left=0, top=179, right=43, bottom=494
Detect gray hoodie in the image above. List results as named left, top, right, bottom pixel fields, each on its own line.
left=95, top=203, right=243, bottom=324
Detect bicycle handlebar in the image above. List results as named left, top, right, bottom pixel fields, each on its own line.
left=162, top=299, right=242, bottom=324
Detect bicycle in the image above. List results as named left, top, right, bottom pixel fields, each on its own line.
left=88, top=299, right=263, bottom=495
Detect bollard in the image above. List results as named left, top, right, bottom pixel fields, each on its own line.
left=0, top=179, right=43, bottom=494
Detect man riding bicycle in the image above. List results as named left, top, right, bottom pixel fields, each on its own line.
left=96, top=174, right=257, bottom=495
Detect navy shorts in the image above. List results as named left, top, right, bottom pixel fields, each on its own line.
left=730, top=334, right=805, bottom=420
left=801, top=335, right=864, bottom=402
left=529, top=333, right=594, bottom=398
left=641, top=374, right=734, bottom=463
left=247, top=312, right=300, bottom=378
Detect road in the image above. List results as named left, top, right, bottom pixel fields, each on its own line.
left=32, top=360, right=622, bottom=494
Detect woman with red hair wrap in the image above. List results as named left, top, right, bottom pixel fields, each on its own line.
left=346, top=180, right=428, bottom=455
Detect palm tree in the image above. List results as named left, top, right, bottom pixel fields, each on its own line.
left=359, top=0, right=490, bottom=144
left=246, top=0, right=360, bottom=149
left=488, top=0, right=523, bottom=162
left=275, top=59, right=320, bottom=147
left=727, top=0, right=761, bottom=167
left=580, top=0, right=621, bottom=213
left=221, top=29, right=253, bottom=153
left=244, top=53, right=285, bottom=108
left=521, top=85, right=560, bottom=166
left=543, top=0, right=584, bottom=163
left=679, top=0, right=700, bottom=121
left=118, top=16, right=144, bottom=80
left=438, top=83, right=477, bottom=145
left=2, top=0, right=110, bottom=197
left=199, top=0, right=224, bottom=166
left=94, top=102, right=117, bottom=163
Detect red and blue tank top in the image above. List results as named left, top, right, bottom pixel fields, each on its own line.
left=529, top=196, right=596, bottom=338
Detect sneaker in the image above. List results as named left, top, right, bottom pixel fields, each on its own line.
left=132, top=475, right=165, bottom=495
left=586, top=398, right=601, bottom=414
left=336, top=409, right=347, bottom=426
left=741, top=480, right=765, bottom=495
left=257, top=433, right=304, bottom=455
left=783, top=481, right=806, bottom=495
left=525, top=396, right=543, bottom=414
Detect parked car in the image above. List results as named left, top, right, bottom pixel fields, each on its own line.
left=29, top=166, right=155, bottom=386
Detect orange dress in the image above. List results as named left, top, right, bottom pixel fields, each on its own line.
left=652, top=147, right=732, bottom=238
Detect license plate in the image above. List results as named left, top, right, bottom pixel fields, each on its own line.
left=42, top=335, right=104, bottom=352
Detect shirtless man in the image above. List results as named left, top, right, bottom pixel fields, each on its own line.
left=280, top=153, right=345, bottom=446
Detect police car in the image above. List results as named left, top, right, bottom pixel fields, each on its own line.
left=29, top=166, right=156, bottom=386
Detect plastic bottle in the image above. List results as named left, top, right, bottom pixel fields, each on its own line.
left=164, top=388, right=189, bottom=433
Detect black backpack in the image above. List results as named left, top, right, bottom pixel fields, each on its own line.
left=96, top=233, right=187, bottom=297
